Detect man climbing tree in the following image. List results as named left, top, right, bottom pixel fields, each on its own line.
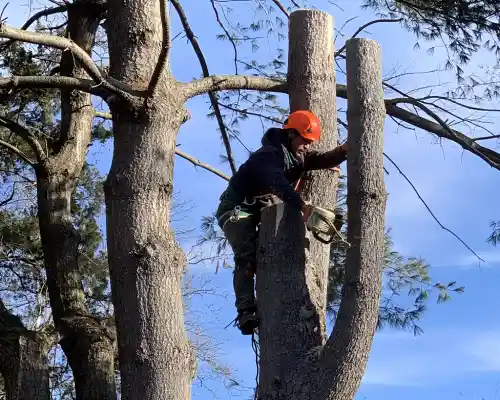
left=215, top=110, right=348, bottom=334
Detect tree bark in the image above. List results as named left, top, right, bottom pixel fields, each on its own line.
left=256, top=31, right=386, bottom=400
left=287, top=9, right=338, bottom=339
left=104, top=1, right=192, bottom=399
left=0, top=301, right=50, bottom=400
left=36, top=2, right=117, bottom=399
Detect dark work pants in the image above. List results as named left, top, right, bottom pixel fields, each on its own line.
left=222, top=213, right=259, bottom=311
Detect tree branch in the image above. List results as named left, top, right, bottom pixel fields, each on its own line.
left=271, top=0, right=290, bottom=17
left=0, top=75, right=121, bottom=99
left=182, top=75, right=287, bottom=99
left=335, top=83, right=500, bottom=171
left=146, top=0, right=171, bottom=98
left=0, top=23, right=136, bottom=100
left=171, top=0, right=237, bottom=174
left=175, top=148, right=230, bottom=181
left=335, top=19, right=403, bottom=57
left=0, top=5, right=67, bottom=50
left=0, top=182, right=16, bottom=208
left=383, top=152, right=484, bottom=262
left=0, top=139, right=35, bottom=166
left=0, top=115, right=46, bottom=162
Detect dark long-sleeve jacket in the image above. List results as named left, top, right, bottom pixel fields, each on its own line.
left=216, top=128, right=347, bottom=219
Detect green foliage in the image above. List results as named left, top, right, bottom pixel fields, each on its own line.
left=488, top=220, right=500, bottom=246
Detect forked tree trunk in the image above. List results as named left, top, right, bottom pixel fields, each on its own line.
left=256, top=28, right=387, bottom=400
left=0, top=301, right=50, bottom=400
left=36, top=2, right=116, bottom=399
left=104, top=1, right=192, bottom=399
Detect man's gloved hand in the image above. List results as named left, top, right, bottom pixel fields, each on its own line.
left=302, top=203, right=313, bottom=222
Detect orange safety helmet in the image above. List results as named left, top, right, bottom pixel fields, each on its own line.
left=283, top=110, right=321, bottom=141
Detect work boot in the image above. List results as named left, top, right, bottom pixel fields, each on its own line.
left=237, top=307, right=259, bottom=335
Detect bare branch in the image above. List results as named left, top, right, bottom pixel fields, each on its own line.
left=335, top=19, right=403, bottom=57
left=0, top=75, right=122, bottom=99
left=218, top=102, right=283, bottom=123
left=171, top=0, right=237, bottom=174
left=0, top=139, right=35, bottom=165
left=0, top=23, right=136, bottom=100
left=182, top=75, right=287, bottom=99
left=0, top=115, right=46, bottom=161
left=211, top=0, right=238, bottom=73
left=175, top=148, right=230, bottom=181
left=473, top=134, right=500, bottom=141
left=383, top=152, right=484, bottom=262
left=0, top=182, right=16, bottom=208
left=271, top=0, right=290, bottom=18
left=146, top=0, right=171, bottom=99
left=0, top=5, right=67, bottom=50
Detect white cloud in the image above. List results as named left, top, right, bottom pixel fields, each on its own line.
left=361, top=328, right=500, bottom=387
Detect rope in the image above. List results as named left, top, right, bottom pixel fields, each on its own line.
left=251, top=332, right=260, bottom=399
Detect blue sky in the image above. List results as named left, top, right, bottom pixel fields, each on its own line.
left=5, top=0, right=500, bottom=399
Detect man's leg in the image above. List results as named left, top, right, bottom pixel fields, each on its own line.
left=222, top=214, right=259, bottom=334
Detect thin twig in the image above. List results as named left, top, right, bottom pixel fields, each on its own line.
left=0, top=139, right=35, bottom=165
left=473, top=134, right=500, bottom=141
left=218, top=102, right=283, bottom=123
left=271, top=0, right=290, bottom=17
left=383, top=152, right=484, bottom=262
left=0, top=115, right=45, bottom=161
left=172, top=0, right=237, bottom=174
left=335, top=18, right=403, bottom=57
left=176, top=149, right=230, bottom=181
left=0, top=5, right=67, bottom=50
left=146, top=0, right=171, bottom=99
left=0, top=181, right=17, bottom=207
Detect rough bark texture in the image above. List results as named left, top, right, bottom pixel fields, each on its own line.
left=288, top=9, right=337, bottom=339
left=36, top=3, right=117, bottom=399
left=256, top=31, right=386, bottom=400
left=0, top=301, right=50, bottom=400
left=256, top=204, right=309, bottom=394
left=104, top=1, right=192, bottom=399
left=310, top=37, right=387, bottom=400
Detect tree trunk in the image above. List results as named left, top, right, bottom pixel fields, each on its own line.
left=0, top=301, right=50, bottom=400
left=256, top=30, right=387, bottom=400
left=104, top=1, right=192, bottom=399
left=287, top=9, right=338, bottom=339
left=35, top=2, right=117, bottom=399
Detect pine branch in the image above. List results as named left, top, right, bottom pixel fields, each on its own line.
left=0, top=5, right=67, bottom=50
left=0, top=115, right=46, bottom=162
left=0, top=23, right=137, bottom=101
left=171, top=0, right=237, bottom=174
left=0, top=139, right=34, bottom=165
left=335, top=83, right=500, bottom=171
left=0, top=182, right=16, bottom=208
left=175, top=148, right=230, bottom=181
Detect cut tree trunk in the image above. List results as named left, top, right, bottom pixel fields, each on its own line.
left=35, top=2, right=117, bottom=399
left=288, top=9, right=338, bottom=340
left=0, top=301, right=50, bottom=400
left=104, top=1, right=192, bottom=399
left=256, top=28, right=387, bottom=400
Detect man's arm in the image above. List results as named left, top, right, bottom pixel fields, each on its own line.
left=303, top=143, right=348, bottom=171
left=250, top=149, right=305, bottom=210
